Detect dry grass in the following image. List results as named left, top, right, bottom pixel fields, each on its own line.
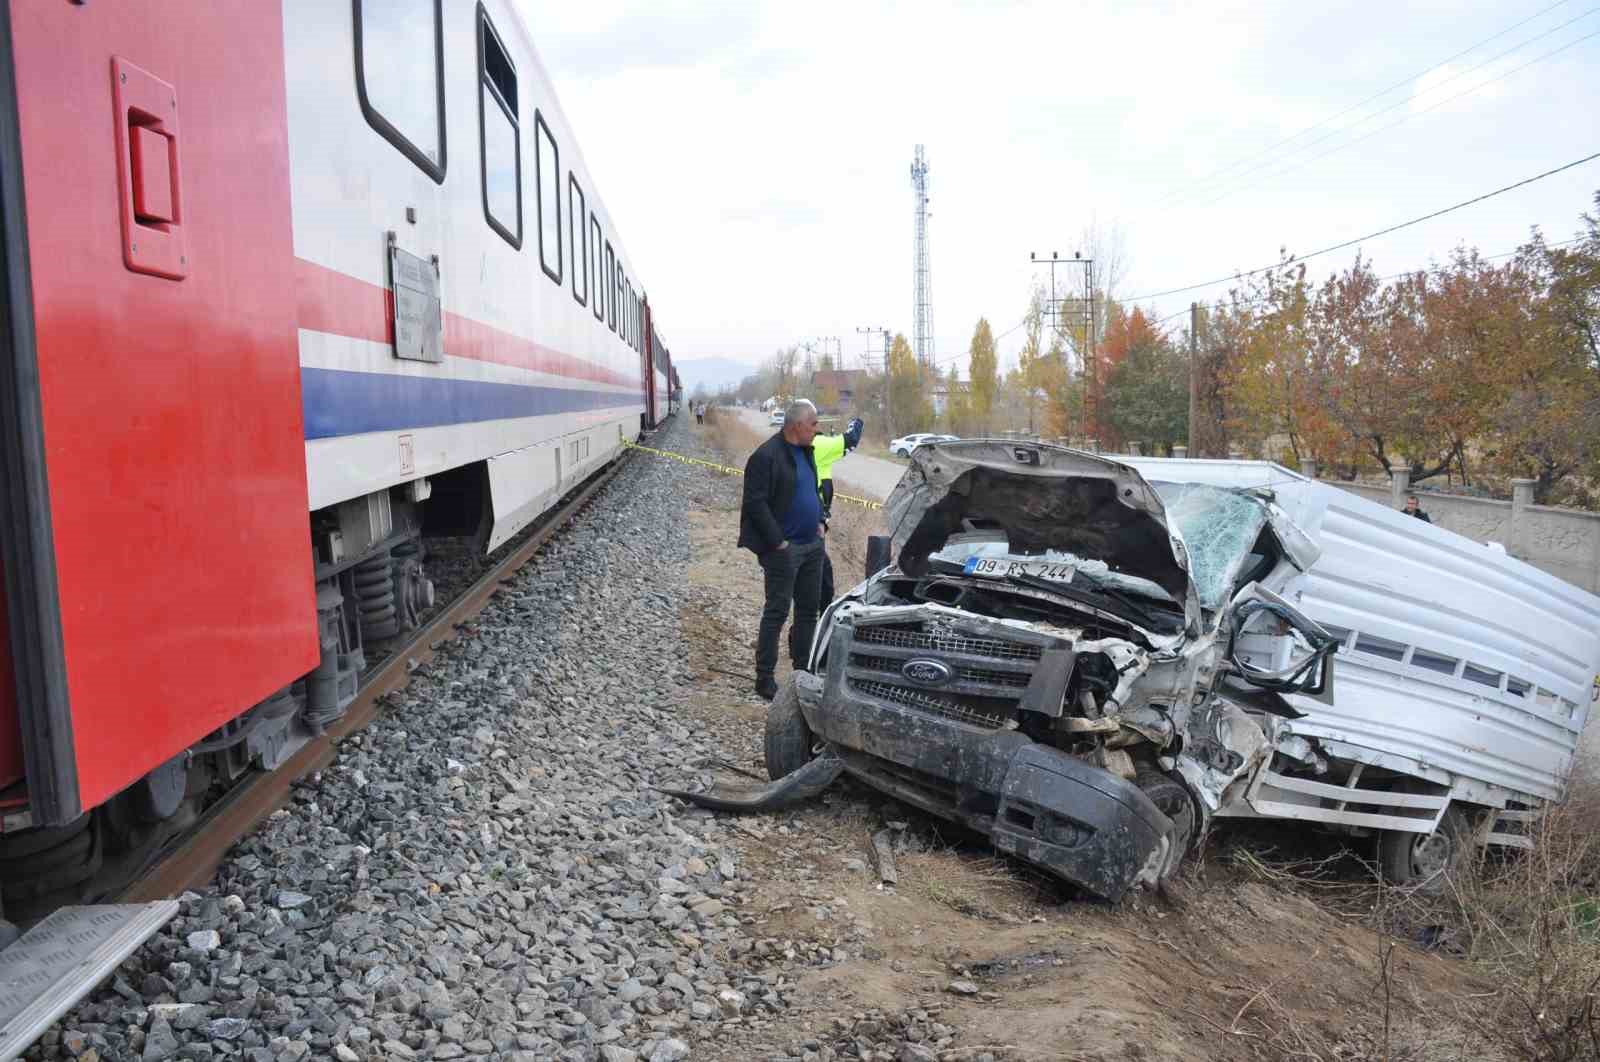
left=1229, top=778, right=1600, bottom=1061
left=1449, top=778, right=1600, bottom=1061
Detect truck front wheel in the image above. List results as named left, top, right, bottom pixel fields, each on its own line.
left=1378, top=805, right=1477, bottom=894
left=764, top=676, right=816, bottom=781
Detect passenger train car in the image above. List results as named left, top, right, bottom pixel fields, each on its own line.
left=0, top=0, right=674, bottom=953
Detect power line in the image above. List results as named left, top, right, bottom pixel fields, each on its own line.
left=1124, top=150, right=1600, bottom=302
left=1150, top=0, right=1577, bottom=208
left=1180, top=20, right=1600, bottom=212
left=1140, top=237, right=1583, bottom=330
left=1152, top=1, right=1587, bottom=211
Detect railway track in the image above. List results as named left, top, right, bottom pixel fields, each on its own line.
left=116, top=452, right=631, bottom=903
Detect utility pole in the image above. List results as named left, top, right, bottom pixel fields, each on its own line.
left=858, top=325, right=892, bottom=442
left=1188, top=302, right=1199, bottom=456
left=1028, top=251, right=1094, bottom=442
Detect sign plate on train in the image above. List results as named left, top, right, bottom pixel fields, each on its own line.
left=962, top=557, right=1076, bottom=583
left=390, top=244, right=443, bottom=364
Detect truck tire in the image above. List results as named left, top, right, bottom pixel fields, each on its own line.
left=1134, top=765, right=1197, bottom=874
left=764, top=676, right=815, bottom=781
left=1378, top=804, right=1476, bottom=894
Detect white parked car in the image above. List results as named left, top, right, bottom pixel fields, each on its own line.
left=769, top=409, right=786, bottom=426
left=889, top=432, right=957, bottom=457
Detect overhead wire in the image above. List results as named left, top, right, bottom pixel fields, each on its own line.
left=1123, top=150, right=1600, bottom=303
left=1134, top=237, right=1582, bottom=332
left=1149, top=0, right=1577, bottom=209
left=1179, top=19, right=1600, bottom=212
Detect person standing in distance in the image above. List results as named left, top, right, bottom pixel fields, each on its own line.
left=1404, top=494, right=1431, bottom=523
left=812, top=416, right=864, bottom=605
left=737, top=399, right=826, bottom=701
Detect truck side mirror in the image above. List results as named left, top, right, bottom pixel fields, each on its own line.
left=866, top=536, right=892, bottom=579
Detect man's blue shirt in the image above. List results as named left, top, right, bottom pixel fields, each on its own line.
left=780, top=444, right=821, bottom=544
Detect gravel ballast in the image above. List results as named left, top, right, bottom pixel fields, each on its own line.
left=27, top=416, right=939, bottom=1062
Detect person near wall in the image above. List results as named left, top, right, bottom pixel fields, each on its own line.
left=812, top=416, right=864, bottom=605
left=737, top=399, right=825, bottom=701
left=1405, top=494, right=1432, bottom=523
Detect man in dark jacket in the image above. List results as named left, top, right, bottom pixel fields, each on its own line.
left=1404, top=494, right=1432, bottom=523
left=738, top=399, right=825, bottom=701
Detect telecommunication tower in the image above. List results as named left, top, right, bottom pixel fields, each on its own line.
left=910, top=145, right=933, bottom=371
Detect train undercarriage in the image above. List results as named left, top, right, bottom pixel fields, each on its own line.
left=0, top=479, right=444, bottom=930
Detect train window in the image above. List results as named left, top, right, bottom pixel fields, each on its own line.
left=477, top=7, right=520, bottom=248
left=590, top=214, right=604, bottom=322
left=605, top=242, right=616, bottom=332
left=569, top=177, right=587, bottom=306
left=614, top=258, right=624, bottom=336
left=353, top=0, right=446, bottom=183
left=534, top=112, right=561, bottom=284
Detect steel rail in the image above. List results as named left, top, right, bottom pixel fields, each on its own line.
left=118, top=453, right=630, bottom=901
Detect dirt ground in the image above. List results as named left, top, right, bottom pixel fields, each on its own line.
left=666, top=417, right=1513, bottom=1062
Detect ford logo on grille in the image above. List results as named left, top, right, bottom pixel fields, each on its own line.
left=901, top=658, right=952, bottom=685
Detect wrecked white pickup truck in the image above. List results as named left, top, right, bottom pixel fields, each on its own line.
left=673, top=441, right=1600, bottom=901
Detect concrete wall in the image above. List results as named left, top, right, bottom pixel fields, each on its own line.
left=1307, top=466, right=1600, bottom=596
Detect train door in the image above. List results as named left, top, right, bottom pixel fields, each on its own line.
left=0, top=1, right=317, bottom=826
left=641, top=298, right=656, bottom=432
left=0, top=11, right=29, bottom=813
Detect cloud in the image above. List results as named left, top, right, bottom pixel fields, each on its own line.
left=506, top=0, right=1599, bottom=366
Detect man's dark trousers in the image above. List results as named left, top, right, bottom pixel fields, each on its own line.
left=757, top=539, right=825, bottom=681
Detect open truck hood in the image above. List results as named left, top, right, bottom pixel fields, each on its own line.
left=884, top=440, right=1196, bottom=612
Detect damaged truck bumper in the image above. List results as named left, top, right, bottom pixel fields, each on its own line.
left=792, top=671, right=1177, bottom=901
left=660, top=750, right=845, bottom=812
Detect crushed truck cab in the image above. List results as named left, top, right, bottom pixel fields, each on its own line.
left=789, top=439, right=1600, bottom=900
left=792, top=441, right=1338, bottom=899
left=673, top=439, right=1599, bottom=901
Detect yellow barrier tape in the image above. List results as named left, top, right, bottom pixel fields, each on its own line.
left=624, top=440, right=884, bottom=510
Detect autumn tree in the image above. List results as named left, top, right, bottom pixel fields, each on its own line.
left=1190, top=302, right=1238, bottom=458
left=1102, top=313, right=1188, bottom=453
left=886, top=333, right=930, bottom=435
left=1222, top=260, right=1322, bottom=463
left=1039, top=336, right=1078, bottom=440
left=942, top=365, right=973, bottom=434
left=1097, top=304, right=1167, bottom=445
left=966, top=317, right=999, bottom=433
left=1007, top=288, right=1051, bottom=435
left=1480, top=224, right=1600, bottom=503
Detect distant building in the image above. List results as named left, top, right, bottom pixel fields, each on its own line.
left=930, top=380, right=968, bottom=418
left=811, top=370, right=868, bottom=412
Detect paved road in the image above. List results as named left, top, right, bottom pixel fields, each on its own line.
left=732, top=407, right=906, bottom=500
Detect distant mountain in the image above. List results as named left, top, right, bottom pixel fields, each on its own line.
left=676, top=357, right=760, bottom=396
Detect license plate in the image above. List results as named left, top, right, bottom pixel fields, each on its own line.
left=962, top=557, right=1076, bottom=583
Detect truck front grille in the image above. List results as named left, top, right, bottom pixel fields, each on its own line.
left=848, top=679, right=1012, bottom=730
left=854, top=623, right=1042, bottom=663
left=849, top=653, right=1032, bottom=690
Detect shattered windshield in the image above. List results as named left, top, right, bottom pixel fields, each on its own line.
left=1152, top=483, right=1268, bottom=608
left=929, top=538, right=1176, bottom=604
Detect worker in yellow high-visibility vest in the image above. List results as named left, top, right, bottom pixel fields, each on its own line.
left=813, top=417, right=864, bottom=603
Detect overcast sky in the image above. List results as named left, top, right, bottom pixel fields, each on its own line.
left=516, top=0, right=1600, bottom=378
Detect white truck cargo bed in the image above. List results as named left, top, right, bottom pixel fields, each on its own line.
left=1125, top=458, right=1599, bottom=807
